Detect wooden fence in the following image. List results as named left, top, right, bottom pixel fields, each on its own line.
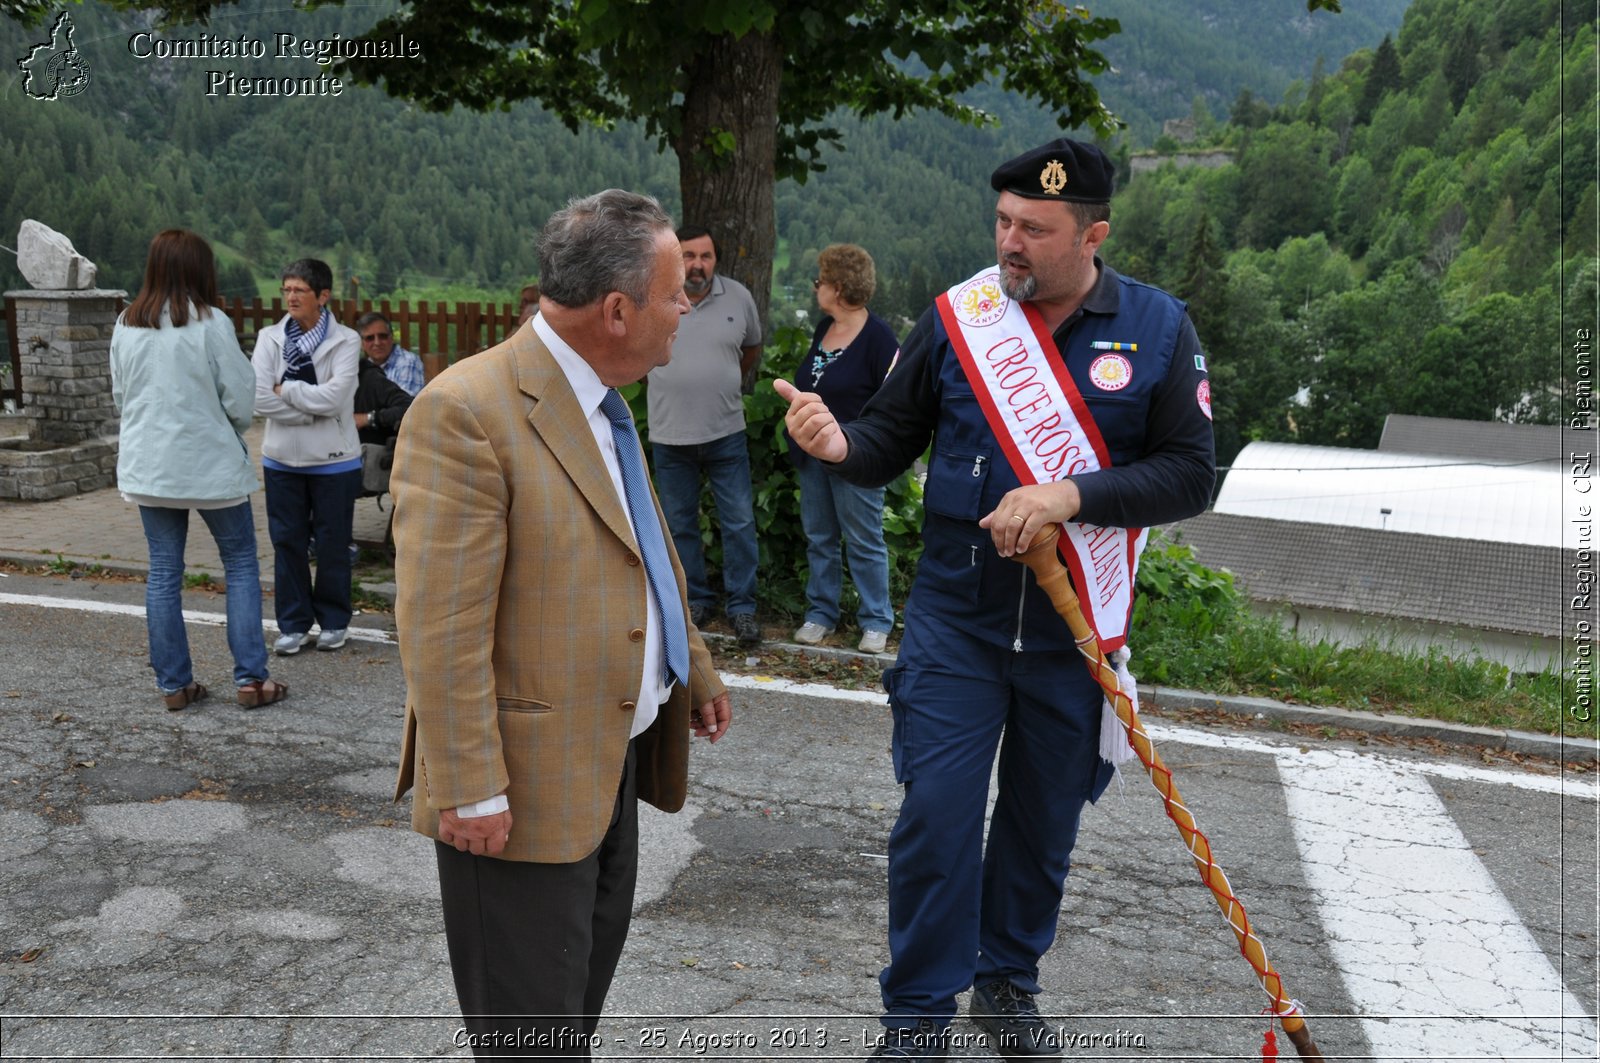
left=2, top=294, right=528, bottom=408
left=224, top=296, right=526, bottom=382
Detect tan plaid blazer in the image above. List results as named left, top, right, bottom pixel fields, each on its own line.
left=390, top=325, right=725, bottom=863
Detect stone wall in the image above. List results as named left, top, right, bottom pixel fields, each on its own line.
left=0, top=288, right=124, bottom=500
left=1127, top=149, right=1236, bottom=176
left=0, top=436, right=117, bottom=501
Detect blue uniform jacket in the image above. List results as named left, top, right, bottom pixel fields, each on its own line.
left=834, top=261, right=1216, bottom=652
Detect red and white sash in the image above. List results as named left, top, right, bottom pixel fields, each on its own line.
left=935, top=266, right=1148, bottom=653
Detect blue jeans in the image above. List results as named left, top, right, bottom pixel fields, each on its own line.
left=797, top=457, right=893, bottom=633
left=652, top=432, right=759, bottom=616
left=264, top=467, right=362, bottom=635
left=138, top=502, right=269, bottom=692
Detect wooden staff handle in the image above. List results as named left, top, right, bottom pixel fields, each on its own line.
left=1015, top=526, right=1324, bottom=1061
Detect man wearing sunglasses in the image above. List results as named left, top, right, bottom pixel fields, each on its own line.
left=354, top=312, right=424, bottom=396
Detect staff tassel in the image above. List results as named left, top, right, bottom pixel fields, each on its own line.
left=1015, top=526, right=1324, bottom=1061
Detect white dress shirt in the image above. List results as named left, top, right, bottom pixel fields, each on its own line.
left=456, top=314, right=669, bottom=819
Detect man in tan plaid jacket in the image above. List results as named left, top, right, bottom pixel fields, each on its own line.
left=392, top=189, right=731, bottom=1058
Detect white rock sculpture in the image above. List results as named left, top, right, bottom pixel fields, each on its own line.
left=16, top=219, right=97, bottom=290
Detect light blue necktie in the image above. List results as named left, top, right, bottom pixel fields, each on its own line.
left=599, top=389, right=690, bottom=688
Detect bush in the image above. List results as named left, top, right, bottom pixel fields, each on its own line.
left=1129, top=534, right=1247, bottom=685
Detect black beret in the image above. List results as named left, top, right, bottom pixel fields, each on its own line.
left=990, top=138, right=1114, bottom=204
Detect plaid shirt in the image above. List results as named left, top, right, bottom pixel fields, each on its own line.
left=383, top=346, right=425, bottom=396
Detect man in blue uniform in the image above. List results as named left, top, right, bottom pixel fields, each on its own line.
left=776, top=138, right=1215, bottom=1060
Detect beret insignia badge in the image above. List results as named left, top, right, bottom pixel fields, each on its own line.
left=1039, top=160, right=1068, bottom=196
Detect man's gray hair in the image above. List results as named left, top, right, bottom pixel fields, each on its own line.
left=537, top=190, right=675, bottom=309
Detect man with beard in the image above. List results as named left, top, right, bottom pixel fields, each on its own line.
left=644, top=225, right=765, bottom=646
left=776, top=139, right=1215, bottom=1060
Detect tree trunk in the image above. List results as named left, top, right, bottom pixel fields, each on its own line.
left=674, top=31, right=782, bottom=332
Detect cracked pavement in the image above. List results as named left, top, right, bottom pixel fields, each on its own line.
left=0, top=571, right=1594, bottom=1060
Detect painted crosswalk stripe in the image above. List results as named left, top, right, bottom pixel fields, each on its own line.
left=1278, top=746, right=1597, bottom=1060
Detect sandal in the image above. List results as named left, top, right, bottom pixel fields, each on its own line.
left=162, top=681, right=208, bottom=711
left=236, top=678, right=289, bottom=709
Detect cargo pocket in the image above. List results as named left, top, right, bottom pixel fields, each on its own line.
left=918, top=443, right=994, bottom=605
left=922, top=444, right=992, bottom=522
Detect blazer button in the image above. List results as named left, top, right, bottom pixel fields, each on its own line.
left=625, top=552, right=641, bottom=566
left=629, top=627, right=645, bottom=643
left=619, top=700, right=636, bottom=713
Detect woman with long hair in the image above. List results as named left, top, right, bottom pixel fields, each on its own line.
left=110, top=229, right=287, bottom=709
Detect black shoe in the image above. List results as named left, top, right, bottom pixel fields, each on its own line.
left=732, top=612, right=761, bottom=646
left=868, top=1018, right=948, bottom=1059
left=969, top=979, right=1062, bottom=1059
left=689, top=603, right=711, bottom=628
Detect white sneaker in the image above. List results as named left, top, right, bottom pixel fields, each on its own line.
left=316, top=628, right=348, bottom=651
left=858, top=630, right=889, bottom=654
left=274, top=631, right=313, bottom=656
left=792, top=622, right=834, bottom=645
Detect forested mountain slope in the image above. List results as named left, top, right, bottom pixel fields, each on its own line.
left=1106, top=0, right=1591, bottom=461
left=2, top=0, right=1407, bottom=322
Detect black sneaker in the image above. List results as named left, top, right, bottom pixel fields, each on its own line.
left=731, top=613, right=761, bottom=646
left=969, top=979, right=1062, bottom=1059
left=868, top=1018, right=949, bottom=1059
left=689, top=604, right=711, bottom=629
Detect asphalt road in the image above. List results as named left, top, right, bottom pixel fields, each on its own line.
left=0, top=570, right=1595, bottom=1061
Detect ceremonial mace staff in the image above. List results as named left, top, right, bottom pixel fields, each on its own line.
left=1014, top=526, right=1325, bottom=1061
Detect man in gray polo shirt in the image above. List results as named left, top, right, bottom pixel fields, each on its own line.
left=646, top=225, right=765, bottom=646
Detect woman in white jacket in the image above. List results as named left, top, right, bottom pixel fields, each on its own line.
left=251, top=259, right=361, bottom=656
left=109, top=229, right=285, bottom=709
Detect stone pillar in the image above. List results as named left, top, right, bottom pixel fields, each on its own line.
left=0, top=288, right=125, bottom=500
left=7, top=288, right=124, bottom=443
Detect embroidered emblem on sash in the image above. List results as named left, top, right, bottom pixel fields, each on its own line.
left=1088, top=353, right=1132, bottom=391
left=953, top=276, right=1008, bottom=328
left=1040, top=160, right=1068, bottom=196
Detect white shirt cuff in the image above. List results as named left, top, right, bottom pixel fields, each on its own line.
left=454, top=794, right=509, bottom=818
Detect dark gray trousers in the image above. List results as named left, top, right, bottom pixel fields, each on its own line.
left=435, top=742, right=638, bottom=1059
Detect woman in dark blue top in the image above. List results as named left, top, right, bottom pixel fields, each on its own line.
left=790, top=244, right=901, bottom=653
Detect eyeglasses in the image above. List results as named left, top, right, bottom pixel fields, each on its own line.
left=280, top=286, right=315, bottom=297
left=361, top=332, right=392, bottom=342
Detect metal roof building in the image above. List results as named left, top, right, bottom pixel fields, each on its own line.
left=1170, top=416, right=1567, bottom=670
left=1213, top=439, right=1567, bottom=548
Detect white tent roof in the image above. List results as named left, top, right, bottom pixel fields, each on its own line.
left=1215, top=441, right=1568, bottom=549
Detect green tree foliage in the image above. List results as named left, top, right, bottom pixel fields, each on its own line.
left=1235, top=123, right=1337, bottom=248
left=1356, top=33, right=1402, bottom=123
left=52, top=0, right=1344, bottom=327
left=1086, top=0, right=1401, bottom=144
left=1106, top=0, right=1586, bottom=464
left=77, top=0, right=1137, bottom=325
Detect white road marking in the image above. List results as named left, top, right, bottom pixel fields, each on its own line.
left=721, top=673, right=1598, bottom=799
left=0, top=591, right=395, bottom=644
left=1279, top=748, right=1597, bottom=1060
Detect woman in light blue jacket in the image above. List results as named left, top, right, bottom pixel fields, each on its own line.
left=110, top=230, right=287, bottom=710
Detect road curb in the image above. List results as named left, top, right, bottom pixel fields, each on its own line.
left=1142, top=686, right=1597, bottom=766
left=710, top=632, right=1598, bottom=767
left=9, top=554, right=1590, bottom=767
